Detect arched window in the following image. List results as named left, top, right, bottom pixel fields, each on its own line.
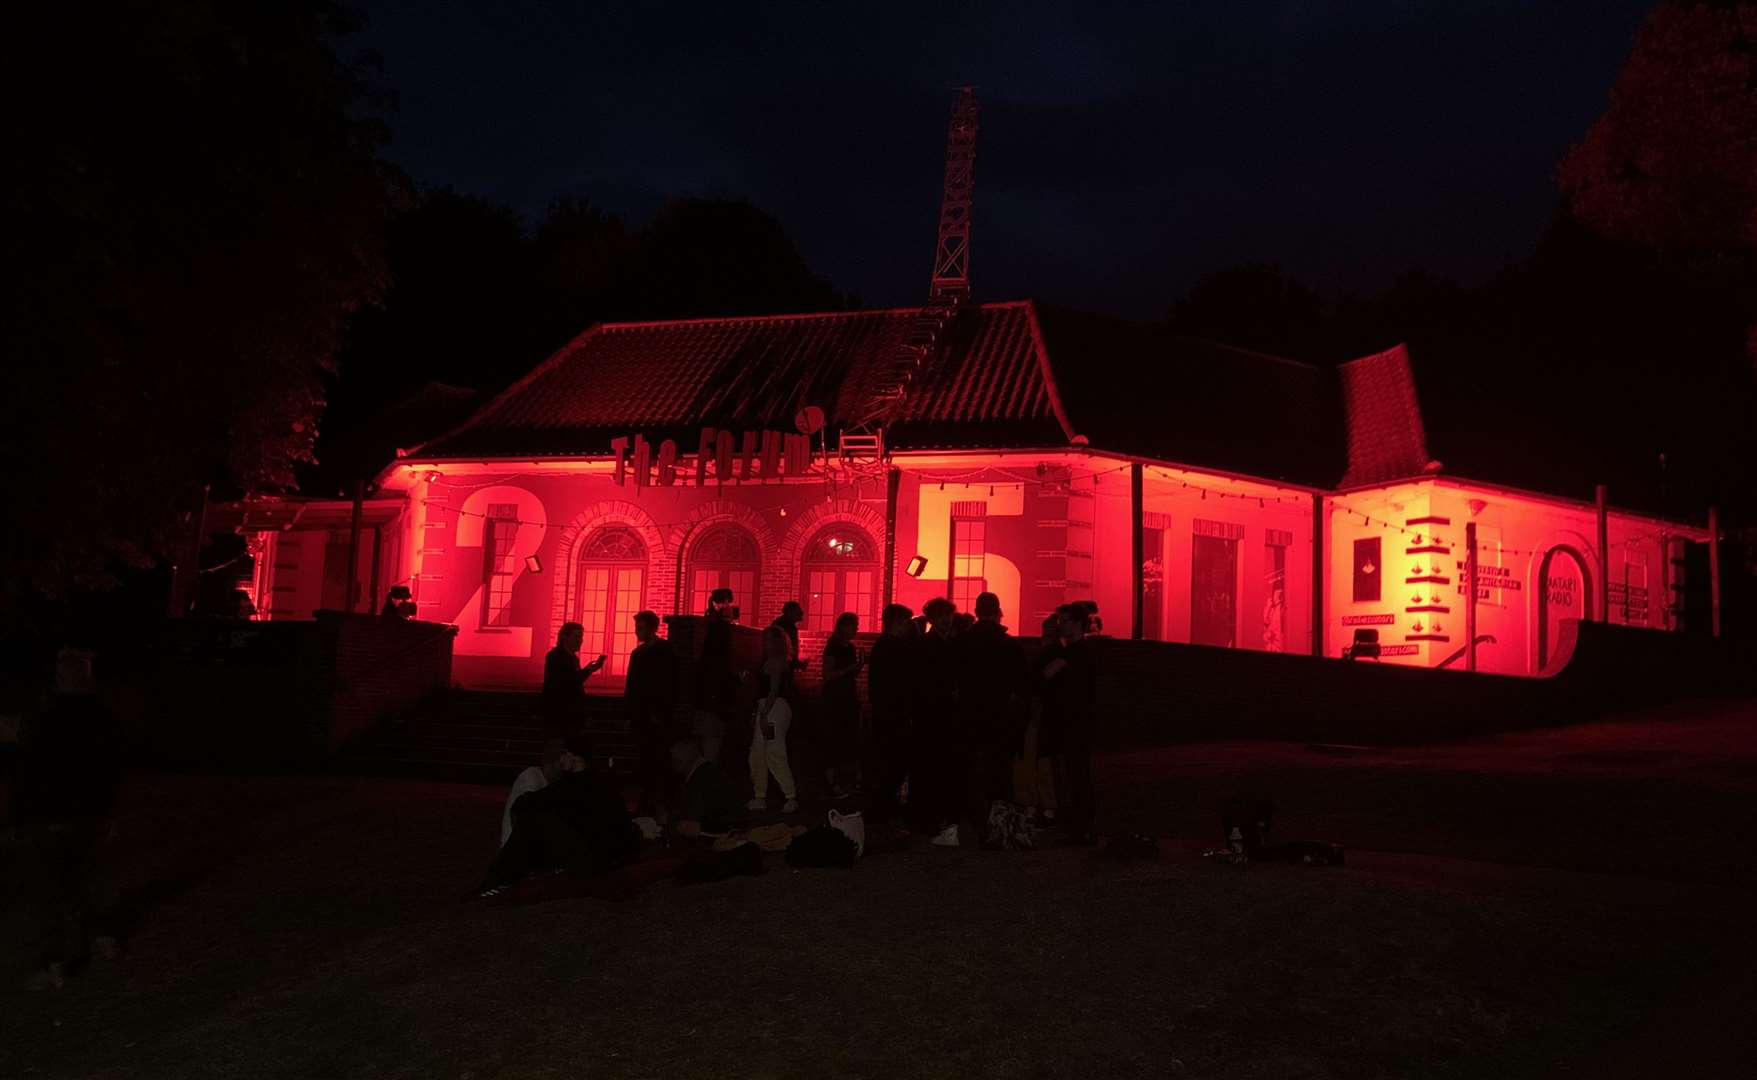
left=575, top=526, right=647, bottom=678
left=687, top=523, right=762, bottom=619
left=801, top=525, right=878, bottom=632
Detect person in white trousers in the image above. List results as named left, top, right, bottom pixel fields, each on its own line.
left=748, top=625, right=799, bottom=813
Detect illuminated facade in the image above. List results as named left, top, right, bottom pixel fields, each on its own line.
left=232, top=301, right=1711, bottom=686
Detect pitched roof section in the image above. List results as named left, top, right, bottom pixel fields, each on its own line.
left=1336, top=343, right=1432, bottom=488
left=414, top=302, right=1066, bottom=459
left=409, top=300, right=1362, bottom=488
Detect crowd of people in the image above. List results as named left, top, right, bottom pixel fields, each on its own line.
left=490, top=589, right=1102, bottom=895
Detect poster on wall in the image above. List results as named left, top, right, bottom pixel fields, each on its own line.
left=1352, top=537, right=1381, bottom=603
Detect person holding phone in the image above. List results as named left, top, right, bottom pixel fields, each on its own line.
left=541, top=622, right=606, bottom=736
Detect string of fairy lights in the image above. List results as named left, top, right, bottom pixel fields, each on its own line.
left=408, top=463, right=1680, bottom=566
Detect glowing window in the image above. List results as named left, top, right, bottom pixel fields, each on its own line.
left=577, top=526, right=647, bottom=677
left=482, top=504, right=519, bottom=628
left=949, top=517, right=987, bottom=614
left=688, top=523, right=761, bottom=619
left=802, top=526, right=878, bottom=632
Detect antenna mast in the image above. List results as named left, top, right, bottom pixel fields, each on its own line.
left=844, top=87, right=979, bottom=451
left=930, top=86, right=978, bottom=299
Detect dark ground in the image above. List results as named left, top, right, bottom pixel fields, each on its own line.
left=4, top=699, right=1755, bottom=1079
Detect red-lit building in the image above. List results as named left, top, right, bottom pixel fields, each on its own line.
left=227, top=300, right=1712, bottom=686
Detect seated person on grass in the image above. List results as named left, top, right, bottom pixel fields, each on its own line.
left=480, top=738, right=639, bottom=898
left=501, top=738, right=565, bottom=847
left=669, top=738, right=744, bottom=840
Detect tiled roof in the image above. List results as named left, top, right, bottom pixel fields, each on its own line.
left=1336, top=344, right=1431, bottom=488
left=410, top=300, right=1361, bottom=487
left=414, top=302, right=1064, bottom=459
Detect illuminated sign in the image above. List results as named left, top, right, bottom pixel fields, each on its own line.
left=1341, top=614, right=1395, bottom=626
left=610, top=428, right=814, bottom=487
left=1379, top=644, right=1420, bottom=656
left=1455, top=563, right=1522, bottom=600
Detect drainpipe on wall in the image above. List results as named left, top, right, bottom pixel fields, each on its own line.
left=1311, top=493, right=1325, bottom=658
left=1595, top=484, right=1610, bottom=622
left=1708, top=505, right=1722, bottom=638
left=882, top=467, right=900, bottom=607
left=1465, top=521, right=1478, bottom=672
left=1130, top=462, right=1144, bottom=640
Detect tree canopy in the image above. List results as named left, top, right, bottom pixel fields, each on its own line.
left=3, top=1, right=393, bottom=598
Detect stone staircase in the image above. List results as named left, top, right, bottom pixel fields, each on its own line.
left=338, top=689, right=639, bottom=786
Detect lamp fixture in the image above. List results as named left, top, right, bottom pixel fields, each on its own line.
left=905, top=555, right=929, bottom=578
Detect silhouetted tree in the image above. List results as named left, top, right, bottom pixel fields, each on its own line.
left=4, top=1, right=392, bottom=602
left=630, top=198, right=848, bottom=320
left=1168, top=263, right=1328, bottom=359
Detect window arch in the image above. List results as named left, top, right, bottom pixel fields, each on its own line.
left=575, top=526, right=647, bottom=678
left=801, top=525, right=878, bottom=632
left=687, top=522, right=762, bottom=619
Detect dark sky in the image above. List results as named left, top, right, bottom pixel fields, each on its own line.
left=353, top=0, right=1655, bottom=319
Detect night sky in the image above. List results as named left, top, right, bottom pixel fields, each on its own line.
left=355, top=1, right=1657, bottom=318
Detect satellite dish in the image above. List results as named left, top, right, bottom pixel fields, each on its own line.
left=794, top=405, right=825, bottom=435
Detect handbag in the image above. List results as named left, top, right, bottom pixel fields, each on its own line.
left=828, top=808, right=865, bottom=857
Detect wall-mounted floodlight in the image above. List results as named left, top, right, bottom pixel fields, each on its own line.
left=525, top=555, right=543, bottom=574
left=906, top=555, right=929, bottom=578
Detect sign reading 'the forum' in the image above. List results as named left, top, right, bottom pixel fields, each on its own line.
left=611, top=428, right=814, bottom=488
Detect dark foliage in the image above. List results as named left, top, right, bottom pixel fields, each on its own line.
left=2, top=1, right=393, bottom=601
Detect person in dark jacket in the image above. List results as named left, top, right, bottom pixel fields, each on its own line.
left=1016, top=613, right=1063, bottom=827
left=541, top=622, right=605, bottom=736
left=16, top=650, right=124, bottom=988
left=624, top=611, right=678, bottom=817
left=865, top=604, right=916, bottom=828
left=916, top=598, right=963, bottom=845
left=480, top=738, right=638, bottom=897
left=1046, top=605, right=1098, bottom=845
left=819, top=611, right=865, bottom=799
left=957, top=593, right=1027, bottom=830
left=694, top=588, right=738, bottom=764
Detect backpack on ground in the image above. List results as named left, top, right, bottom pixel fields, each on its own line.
left=984, top=800, right=1035, bottom=851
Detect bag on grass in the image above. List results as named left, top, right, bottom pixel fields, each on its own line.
left=984, top=800, right=1035, bottom=851
left=828, top=809, right=865, bottom=857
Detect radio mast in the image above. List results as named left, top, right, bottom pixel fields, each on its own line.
left=844, top=87, right=979, bottom=453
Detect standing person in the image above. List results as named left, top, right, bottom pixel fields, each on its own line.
left=501, top=739, right=565, bottom=846
left=541, top=622, right=605, bottom=737
left=916, top=598, right=963, bottom=846
left=1048, top=605, right=1099, bottom=845
left=770, top=600, right=806, bottom=671
left=694, top=588, right=738, bottom=765
left=866, top=604, right=916, bottom=829
left=624, top=611, right=678, bottom=818
left=16, top=649, right=123, bottom=989
left=746, top=625, right=800, bottom=814
left=958, top=593, right=1026, bottom=830
left=819, top=612, right=865, bottom=800
left=1015, top=614, right=1063, bottom=828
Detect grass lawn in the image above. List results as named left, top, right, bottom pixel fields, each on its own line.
left=4, top=698, right=1755, bottom=1079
